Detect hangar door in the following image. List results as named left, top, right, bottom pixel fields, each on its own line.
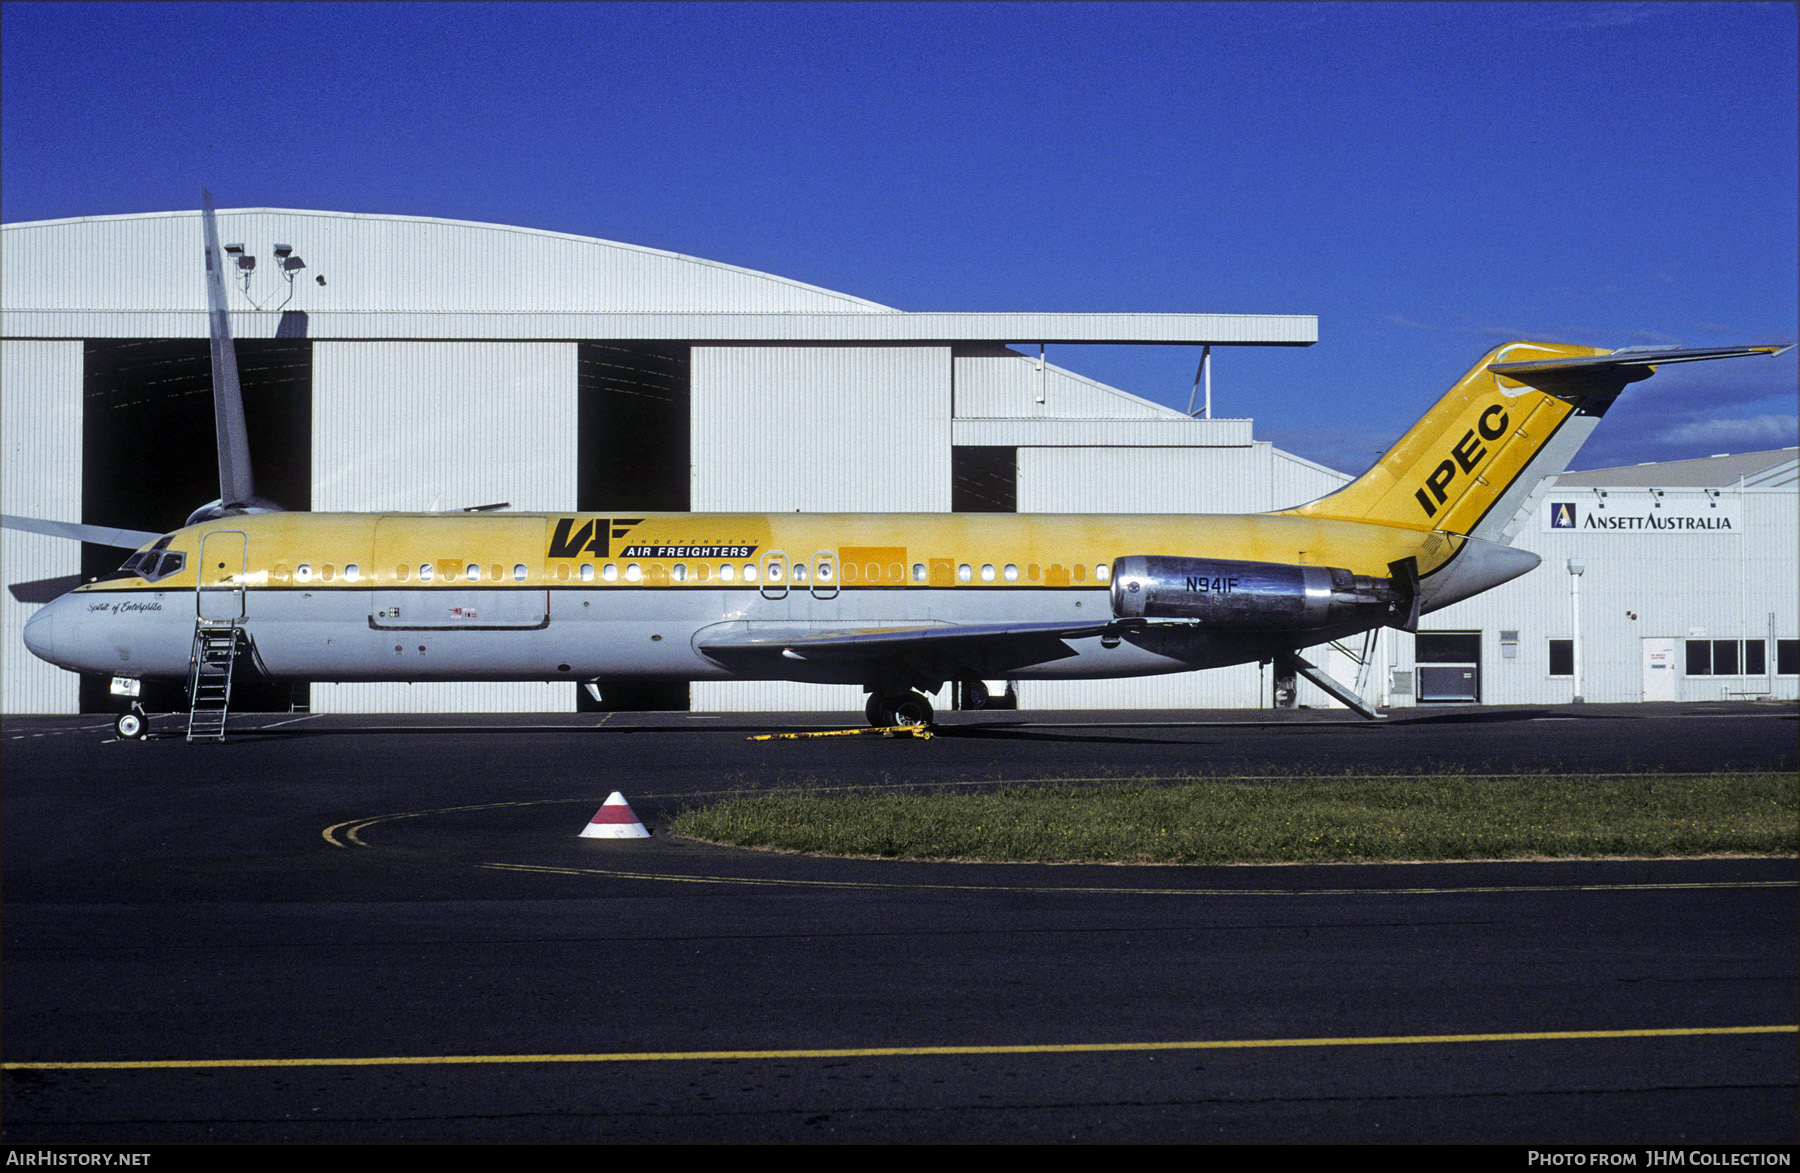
left=1415, top=631, right=1481, bottom=703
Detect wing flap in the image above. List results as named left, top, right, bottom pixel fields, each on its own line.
left=697, top=618, right=1136, bottom=662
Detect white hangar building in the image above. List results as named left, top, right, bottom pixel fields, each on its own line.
left=1383, top=448, right=1799, bottom=709
left=1, top=205, right=1338, bottom=716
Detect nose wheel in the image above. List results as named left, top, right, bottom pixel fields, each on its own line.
left=114, top=704, right=148, bottom=740
left=865, top=691, right=934, bottom=728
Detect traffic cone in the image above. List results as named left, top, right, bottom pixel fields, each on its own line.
left=580, top=791, right=650, bottom=838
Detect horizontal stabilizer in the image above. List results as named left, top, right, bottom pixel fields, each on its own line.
left=2, top=515, right=163, bottom=549
left=1490, top=344, right=1790, bottom=380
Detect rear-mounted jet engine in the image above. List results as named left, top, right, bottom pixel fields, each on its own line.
left=1109, top=555, right=1413, bottom=631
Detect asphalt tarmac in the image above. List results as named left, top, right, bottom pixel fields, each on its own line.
left=2, top=701, right=1795, bottom=1143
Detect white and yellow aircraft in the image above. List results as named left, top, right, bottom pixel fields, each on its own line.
left=6, top=197, right=1789, bottom=737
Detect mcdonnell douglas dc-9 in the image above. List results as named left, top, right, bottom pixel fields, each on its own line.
left=7, top=195, right=1788, bottom=738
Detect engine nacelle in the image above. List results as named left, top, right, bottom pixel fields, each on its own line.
left=1110, top=555, right=1408, bottom=630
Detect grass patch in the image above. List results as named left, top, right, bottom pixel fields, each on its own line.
left=667, top=773, right=1798, bottom=864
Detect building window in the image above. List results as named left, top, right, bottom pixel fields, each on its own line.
left=1779, top=640, right=1799, bottom=675
left=1548, top=639, right=1573, bottom=676
left=1687, top=639, right=1771, bottom=676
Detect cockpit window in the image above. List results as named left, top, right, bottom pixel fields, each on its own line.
left=101, top=536, right=185, bottom=583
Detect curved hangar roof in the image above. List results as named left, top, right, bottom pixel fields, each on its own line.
left=0, top=208, right=1315, bottom=346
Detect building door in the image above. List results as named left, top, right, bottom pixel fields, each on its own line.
left=1642, top=637, right=1679, bottom=702
left=1416, top=630, right=1481, bottom=703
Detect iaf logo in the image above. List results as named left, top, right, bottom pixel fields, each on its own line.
left=1548, top=502, right=1578, bottom=529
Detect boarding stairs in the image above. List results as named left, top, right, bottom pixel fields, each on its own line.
left=187, top=620, right=245, bottom=742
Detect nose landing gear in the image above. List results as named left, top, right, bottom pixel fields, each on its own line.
left=114, top=703, right=149, bottom=740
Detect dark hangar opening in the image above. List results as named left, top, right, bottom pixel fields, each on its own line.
left=951, top=446, right=1017, bottom=513
left=79, top=338, right=312, bottom=715
left=575, top=341, right=691, bottom=712
left=576, top=342, right=690, bottom=513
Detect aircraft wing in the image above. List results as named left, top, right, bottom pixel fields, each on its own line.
left=2, top=515, right=164, bottom=549
left=696, top=618, right=1145, bottom=680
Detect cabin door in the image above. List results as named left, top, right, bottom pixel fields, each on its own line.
left=196, top=530, right=248, bottom=621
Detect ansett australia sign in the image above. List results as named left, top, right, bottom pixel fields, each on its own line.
left=1540, top=496, right=1740, bottom=534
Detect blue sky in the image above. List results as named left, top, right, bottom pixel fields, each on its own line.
left=4, top=1, right=1794, bottom=474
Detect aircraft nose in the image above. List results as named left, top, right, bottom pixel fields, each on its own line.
left=22, top=600, right=59, bottom=664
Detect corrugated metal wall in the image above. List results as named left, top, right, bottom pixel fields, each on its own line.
left=690, top=345, right=952, bottom=713
left=952, top=345, right=1175, bottom=420
left=1016, top=443, right=1348, bottom=515
left=690, top=346, right=952, bottom=511
left=1420, top=486, right=1798, bottom=705
left=308, top=340, right=579, bottom=714
left=1, top=340, right=84, bottom=713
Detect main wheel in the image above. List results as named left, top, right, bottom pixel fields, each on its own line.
left=892, top=692, right=933, bottom=726
left=115, top=710, right=145, bottom=740
left=864, top=691, right=934, bottom=728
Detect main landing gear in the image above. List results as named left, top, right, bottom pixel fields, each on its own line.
left=865, top=690, right=934, bottom=728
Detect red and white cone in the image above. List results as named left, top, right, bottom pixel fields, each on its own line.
left=580, top=791, right=650, bottom=838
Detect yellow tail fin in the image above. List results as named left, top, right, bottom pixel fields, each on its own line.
left=1284, top=340, right=1788, bottom=546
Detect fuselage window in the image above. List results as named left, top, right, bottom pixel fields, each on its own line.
left=888, top=562, right=903, bottom=583
left=491, top=564, right=503, bottom=582
left=554, top=563, right=569, bottom=582
left=912, top=563, right=926, bottom=582
left=466, top=563, right=481, bottom=581
left=792, top=563, right=808, bottom=584
left=696, top=563, right=710, bottom=583
left=1004, top=563, right=1018, bottom=582
left=1073, top=564, right=1086, bottom=582
left=673, top=563, right=688, bottom=582
left=512, top=563, right=527, bottom=582
left=980, top=564, right=995, bottom=582
left=296, top=563, right=313, bottom=583
left=321, top=564, right=336, bottom=582
left=439, top=561, right=459, bottom=583
left=768, top=563, right=784, bottom=583
left=579, top=563, right=594, bottom=582
left=743, top=564, right=758, bottom=583
left=395, top=564, right=409, bottom=582
left=719, top=563, right=734, bottom=582
left=419, top=563, right=434, bottom=583
left=1095, top=563, right=1110, bottom=582
left=625, top=563, right=642, bottom=582
left=957, top=563, right=972, bottom=583
left=602, top=563, right=618, bottom=582
left=816, top=561, right=832, bottom=583
left=345, top=564, right=360, bottom=583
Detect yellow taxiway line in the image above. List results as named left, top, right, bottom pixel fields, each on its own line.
left=6, top=1025, right=1792, bottom=1071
